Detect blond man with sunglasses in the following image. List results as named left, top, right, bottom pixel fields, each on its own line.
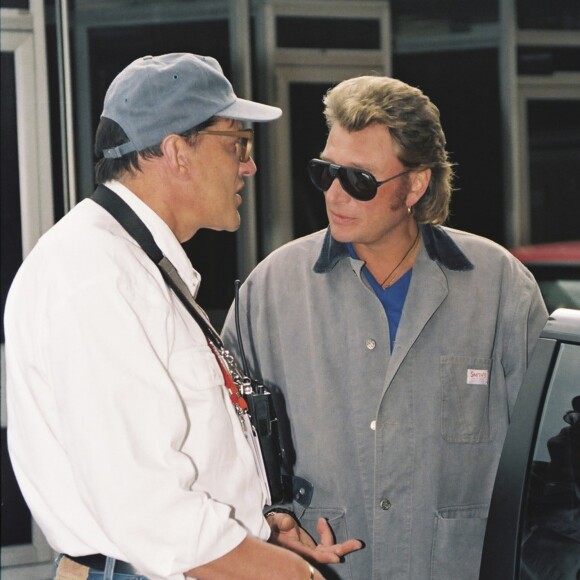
left=5, top=53, right=362, bottom=580
left=222, top=75, right=548, bottom=579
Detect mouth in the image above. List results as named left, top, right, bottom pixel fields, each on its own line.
left=329, top=209, right=356, bottom=224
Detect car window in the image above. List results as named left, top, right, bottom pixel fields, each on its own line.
left=519, top=343, right=580, bottom=579
left=537, top=279, right=580, bottom=312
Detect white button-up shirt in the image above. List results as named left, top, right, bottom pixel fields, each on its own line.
left=5, top=181, right=270, bottom=580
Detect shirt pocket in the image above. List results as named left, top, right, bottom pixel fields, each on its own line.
left=170, top=344, right=223, bottom=395
left=170, top=345, right=241, bottom=470
left=440, top=355, right=493, bottom=443
left=169, top=345, right=234, bottom=435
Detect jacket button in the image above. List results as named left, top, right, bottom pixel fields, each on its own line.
left=366, top=338, right=376, bottom=350
left=379, top=498, right=392, bottom=510
left=370, top=420, right=377, bottom=431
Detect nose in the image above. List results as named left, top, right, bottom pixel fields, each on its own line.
left=240, top=157, right=257, bottom=177
left=324, top=175, right=351, bottom=204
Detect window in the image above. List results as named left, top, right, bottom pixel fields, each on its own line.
left=520, top=344, right=580, bottom=578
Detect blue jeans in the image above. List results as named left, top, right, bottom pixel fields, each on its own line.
left=87, top=572, right=149, bottom=580
left=54, top=554, right=149, bottom=580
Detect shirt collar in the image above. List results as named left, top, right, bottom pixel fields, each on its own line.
left=313, top=223, right=474, bottom=274
left=103, top=180, right=202, bottom=297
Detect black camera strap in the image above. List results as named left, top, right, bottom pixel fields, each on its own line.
left=92, top=185, right=224, bottom=348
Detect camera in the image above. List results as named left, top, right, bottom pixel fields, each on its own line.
left=243, top=380, right=286, bottom=504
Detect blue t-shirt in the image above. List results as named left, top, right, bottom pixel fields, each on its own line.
left=346, top=243, right=412, bottom=351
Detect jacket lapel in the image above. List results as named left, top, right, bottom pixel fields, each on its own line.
left=382, top=248, right=449, bottom=392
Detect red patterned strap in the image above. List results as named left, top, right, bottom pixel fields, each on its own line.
left=207, top=341, right=248, bottom=413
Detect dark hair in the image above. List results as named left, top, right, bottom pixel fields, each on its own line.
left=94, top=116, right=218, bottom=184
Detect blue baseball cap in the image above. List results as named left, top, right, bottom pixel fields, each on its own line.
left=101, top=53, right=282, bottom=159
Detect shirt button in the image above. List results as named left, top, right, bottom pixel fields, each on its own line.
left=370, top=420, right=377, bottom=431
left=379, top=498, right=392, bottom=510
left=366, top=338, right=376, bottom=350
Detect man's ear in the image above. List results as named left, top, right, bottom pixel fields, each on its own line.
left=160, top=134, right=191, bottom=180
left=406, top=167, right=431, bottom=207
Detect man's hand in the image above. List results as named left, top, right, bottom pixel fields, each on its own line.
left=266, top=512, right=363, bottom=564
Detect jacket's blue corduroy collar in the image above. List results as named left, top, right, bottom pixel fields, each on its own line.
left=313, top=224, right=474, bottom=274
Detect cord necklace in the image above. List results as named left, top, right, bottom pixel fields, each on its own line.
left=379, top=229, right=421, bottom=289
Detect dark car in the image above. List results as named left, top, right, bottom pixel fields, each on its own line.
left=480, top=308, right=580, bottom=579
left=510, top=241, right=580, bottom=312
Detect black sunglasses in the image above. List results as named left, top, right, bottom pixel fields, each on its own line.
left=307, top=158, right=411, bottom=201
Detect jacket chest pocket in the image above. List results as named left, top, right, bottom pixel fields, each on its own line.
left=440, top=355, right=493, bottom=443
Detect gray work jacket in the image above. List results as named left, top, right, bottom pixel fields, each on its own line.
left=222, top=224, right=548, bottom=580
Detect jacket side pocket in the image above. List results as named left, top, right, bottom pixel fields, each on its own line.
left=431, top=504, right=488, bottom=580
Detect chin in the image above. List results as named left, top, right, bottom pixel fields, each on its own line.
left=329, top=223, right=357, bottom=243
left=225, top=214, right=241, bottom=232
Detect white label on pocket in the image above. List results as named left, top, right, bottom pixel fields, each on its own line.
left=467, top=369, right=488, bottom=385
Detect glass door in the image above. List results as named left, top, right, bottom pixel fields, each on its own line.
left=526, top=98, right=580, bottom=243
left=1, top=3, right=55, bottom=578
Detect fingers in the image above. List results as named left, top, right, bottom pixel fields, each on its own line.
left=277, top=513, right=301, bottom=533
left=314, top=518, right=364, bottom=558
left=269, top=514, right=364, bottom=565
left=336, top=539, right=365, bottom=555
left=267, top=512, right=301, bottom=534
left=315, top=517, right=363, bottom=552
left=315, top=517, right=335, bottom=546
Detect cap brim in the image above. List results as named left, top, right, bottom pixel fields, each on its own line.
left=217, top=97, right=282, bottom=122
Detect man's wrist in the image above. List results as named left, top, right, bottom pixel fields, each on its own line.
left=265, top=507, right=300, bottom=525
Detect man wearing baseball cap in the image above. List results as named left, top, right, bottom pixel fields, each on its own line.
left=4, top=53, right=361, bottom=580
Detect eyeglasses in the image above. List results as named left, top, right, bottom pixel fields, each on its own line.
left=307, top=158, right=411, bottom=201
left=197, top=129, right=254, bottom=163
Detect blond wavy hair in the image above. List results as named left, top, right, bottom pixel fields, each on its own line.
left=323, top=75, right=454, bottom=224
